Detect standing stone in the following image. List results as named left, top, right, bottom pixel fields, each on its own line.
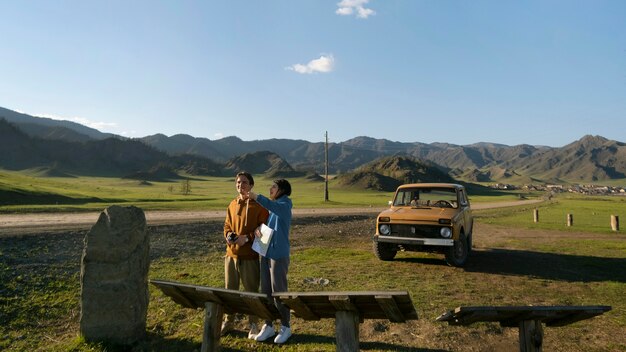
left=80, top=205, right=150, bottom=345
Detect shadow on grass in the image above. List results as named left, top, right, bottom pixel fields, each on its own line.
left=160, top=330, right=451, bottom=351
left=465, top=248, right=626, bottom=283
left=395, top=256, right=450, bottom=267
left=223, top=332, right=448, bottom=351
left=0, top=189, right=106, bottom=206
left=359, top=340, right=448, bottom=352
left=82, top=332, right=199, bottom=352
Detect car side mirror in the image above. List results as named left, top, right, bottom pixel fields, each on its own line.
left=388, top=200, right=393, bottom=206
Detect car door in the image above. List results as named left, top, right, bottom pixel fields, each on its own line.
left=458, top=188, right=473, bottom=234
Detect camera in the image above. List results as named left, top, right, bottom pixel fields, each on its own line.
left=227, top=232, right=237, bottom=242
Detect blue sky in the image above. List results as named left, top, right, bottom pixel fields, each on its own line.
left=1, top=1, right=624, bottom=147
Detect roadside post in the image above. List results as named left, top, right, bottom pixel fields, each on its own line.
left=611, top=215, right=619, bottom=231
left=567, top=214, right=573, bottom=227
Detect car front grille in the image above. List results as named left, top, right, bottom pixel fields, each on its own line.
left=389, top=224, right=442, bottom=239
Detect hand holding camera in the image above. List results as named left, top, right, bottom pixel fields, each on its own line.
left=226, top=232, right=238, bottom=243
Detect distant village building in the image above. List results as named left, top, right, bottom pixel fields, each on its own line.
left=546, top=185, right=564, bottom=192
left=493, top=183, right=626, bottom=196
left=491, top=183, right=517, bottom=190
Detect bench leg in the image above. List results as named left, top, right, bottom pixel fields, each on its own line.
left=201, top=302, right=224, bottom=352
left=519, top=319, right=543, bottom=352
left=335, top=310, right=359, bottom=352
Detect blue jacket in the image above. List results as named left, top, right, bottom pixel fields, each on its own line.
left=256, top=194, right=292, bottom=259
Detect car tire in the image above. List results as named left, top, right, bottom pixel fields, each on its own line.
left=373, top=241, right=397, bottom=261
left=445, top=232, right=468, bottom=267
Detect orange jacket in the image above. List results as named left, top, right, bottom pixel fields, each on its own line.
left=224, top=197, right=269, bottom=259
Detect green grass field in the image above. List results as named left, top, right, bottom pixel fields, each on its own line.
left=478, top=194, right=626, bottom=234
left=2, top=212, right=624, bottom=351
left=0, top=170, right=539, bottom=213
left=2, top=170, right=625, bottom=350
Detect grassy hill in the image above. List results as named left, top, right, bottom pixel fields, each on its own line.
left=0, top=118, right=229, bottom=178
left=3, top=106, right=626, bottom=184
left=335, top=155, right=455, bottom=191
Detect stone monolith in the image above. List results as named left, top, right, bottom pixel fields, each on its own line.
left=80, top=205, right=149, bottom=345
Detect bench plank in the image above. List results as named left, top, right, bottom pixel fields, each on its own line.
left=276, top=295, right=321, bottom=321
left=151, top=279, right=281, bottom=319
left=437, top=306, right=611, bottom=327
left=375, top=295, right=405, bottom=323
left=544, top=309, right=609, bottom=327
left=196, top=289, right=224, bottom=305
left=275, top=291, right=418, bottom=321
left=329, top=295, right=358, bottom=312
left=437, top=306, right=612, bottom=352
left=159, top=283, right=198, bottom=308
left=241, top=295, right=278, bottom=321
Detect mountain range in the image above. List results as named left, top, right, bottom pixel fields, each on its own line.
left=2, top=106, right=625, bottom=184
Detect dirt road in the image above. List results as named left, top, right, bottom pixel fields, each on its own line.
left=0, top=200, right=542, bottom=235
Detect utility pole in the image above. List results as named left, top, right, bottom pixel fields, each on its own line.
left=324, top=131, right=329, bottom=202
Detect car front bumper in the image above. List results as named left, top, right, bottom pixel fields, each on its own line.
left=373, top=235, right=454, bottom=246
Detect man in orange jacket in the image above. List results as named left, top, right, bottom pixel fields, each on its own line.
left=221, top=171, right=269, bottom=338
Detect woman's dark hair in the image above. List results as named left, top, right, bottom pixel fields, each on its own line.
left=274, top=179, right=291, bottom=196
left=236, top=171, right=254, bottom=185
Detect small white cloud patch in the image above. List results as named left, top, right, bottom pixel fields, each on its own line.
left=286, top=55, right=335, bottom=74
left=336, top=0, right=375, bottom=19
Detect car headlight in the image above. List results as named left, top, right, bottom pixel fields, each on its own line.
left=379, top=224, right=391, bottom=235
left=440, top=227, right=452, bottom=238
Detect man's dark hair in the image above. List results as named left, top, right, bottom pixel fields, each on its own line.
left=274, top=179, right=291, bottom=196
left=236, top=171, right=254, bottom=185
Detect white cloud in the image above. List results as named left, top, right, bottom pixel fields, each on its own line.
left=336, top=6, right=353, bottom=16
left=286, top=54, right=335, bottom=74
left=214, top=132, right=225, bottom=139
left=336, top=0, right=375, bottom=19
left=356, top=6, right=375, bottom=18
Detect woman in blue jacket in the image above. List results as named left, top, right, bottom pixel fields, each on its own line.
left=248, top=179, right=293, bottom=344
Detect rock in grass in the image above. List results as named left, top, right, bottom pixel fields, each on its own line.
left=79, top=205, right=150, bottom=345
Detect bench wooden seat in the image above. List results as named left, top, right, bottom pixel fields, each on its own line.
left=436, top=305, right=612, bottom=352
left=275, top=290, right=418, bottom=351
left=150, top=279, right=281, bottom=320
left=275, top=290, right=418, bottom=322
left=150, top=279, right=418, bottom=352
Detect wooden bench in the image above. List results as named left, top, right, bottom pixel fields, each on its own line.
left=150, top=279, right=281, bottom=352
left=275, top=290, right=418, bottom=351
left=436, top=305, right=612, bottom=352
left=151, top=279, right=418, bottom=352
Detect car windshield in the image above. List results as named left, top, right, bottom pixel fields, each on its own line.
left=393, top=187, right=459, bottom=208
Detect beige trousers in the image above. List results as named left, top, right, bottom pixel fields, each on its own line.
left=223, top=256, right=260, bottom=326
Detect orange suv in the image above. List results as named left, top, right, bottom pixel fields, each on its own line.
left=373, top=183, right=473, bottom=267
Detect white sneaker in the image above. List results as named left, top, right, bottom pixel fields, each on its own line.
left=254, top=324, right=275, bottom=342
left=274, top=325, right=292, bottom=344
left=247, top=323, right=259, bottom=340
